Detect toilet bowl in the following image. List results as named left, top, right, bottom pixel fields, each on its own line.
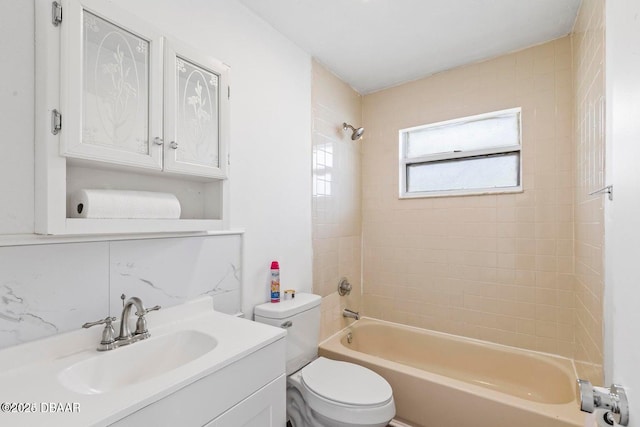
left=288, top=357, right=395, bottom=427
left=254, top=293, right=395, bottom=427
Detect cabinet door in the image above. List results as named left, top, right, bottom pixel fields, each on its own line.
left=206, top=375, right=286, bottom=427
left=60, top=0, right=163, bottom=170
left=164, top=39, right=229, bottom=179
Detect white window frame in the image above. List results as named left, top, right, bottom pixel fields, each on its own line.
left=399, top=107, right=523, bottom=199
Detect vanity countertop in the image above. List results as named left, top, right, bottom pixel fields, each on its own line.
left=0, top=297, right=285, bottom=426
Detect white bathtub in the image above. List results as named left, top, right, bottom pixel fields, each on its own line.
left=319, top=318, right=584, bottom=427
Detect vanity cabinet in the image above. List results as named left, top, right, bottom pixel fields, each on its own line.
left=35, top=0, right=230, bottom=234
left=206, top=376, right=285, bottom=427
left=110, top=335, right=286, bottom=427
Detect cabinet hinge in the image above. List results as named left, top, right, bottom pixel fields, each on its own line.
left=227, top=153, right=231, bottom=165
left=228, top=86, right=230, bottom=100
left=52, top=1, right=62, bottom=26
left=51, top=109, right=62, bottom=135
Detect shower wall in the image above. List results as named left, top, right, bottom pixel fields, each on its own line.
left=572, top=0, right=605, bottom=384
left=310, top=60, right=363, bottom=340
left=361, top=38, right=576, bottom=358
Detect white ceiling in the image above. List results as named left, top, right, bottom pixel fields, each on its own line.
left=237, top=0, right=582, bottom=94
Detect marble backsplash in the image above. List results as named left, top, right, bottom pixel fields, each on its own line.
left=0, top=234, right=242, bottom=350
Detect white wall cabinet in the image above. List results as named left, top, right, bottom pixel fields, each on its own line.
left=61, top=0, right=229, bottom=179
left=164, top=39, right=229, bottom=179
left=35, top=0, right=230, bottom=235
left=60, top=0, right=165, bottom=171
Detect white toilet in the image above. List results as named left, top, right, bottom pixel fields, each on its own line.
left=254, top=293, right=395, bottom=427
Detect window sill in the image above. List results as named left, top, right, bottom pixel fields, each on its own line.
left=399, top=186, right=523, bottom=200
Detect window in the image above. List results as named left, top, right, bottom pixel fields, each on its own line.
left=399, top=108, right=522, bottom=198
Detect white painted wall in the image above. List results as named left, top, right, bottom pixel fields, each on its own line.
left=1, top=0, right=312, bottom=321
left=108, top=0, right=312, bottom=315
left=0, top=0, right=34, bottom=234
left=604, top=0, right=640, bottom=424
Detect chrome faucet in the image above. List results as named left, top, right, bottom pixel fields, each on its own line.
left=82, top=295, right=160, bottom=351
left=343, top=308, right=360, bottom=320
left=118, top=296, right=160, bottom=343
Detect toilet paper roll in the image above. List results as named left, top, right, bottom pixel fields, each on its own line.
left=585, top=409, right=620, bottom=427
left=69, top=190, right=182, bottom=219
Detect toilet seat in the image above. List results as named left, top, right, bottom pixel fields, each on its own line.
left=294, top=357, right=395, bottom=426
left=301, top=357, right=393, bottom=406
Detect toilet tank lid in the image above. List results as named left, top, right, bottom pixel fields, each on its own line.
left=254, top=293, right=321, bottom=319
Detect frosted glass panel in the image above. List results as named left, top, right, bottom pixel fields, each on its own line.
left=407, top=153, right=520, bottom=193
left=406, top=112, right=520, bottom=158
left=82, top=11, right=150, bottom=154
left=175, top=56, right=219, bottom=168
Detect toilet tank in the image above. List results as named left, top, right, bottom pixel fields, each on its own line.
left=254, top=293, right=321, bottom=375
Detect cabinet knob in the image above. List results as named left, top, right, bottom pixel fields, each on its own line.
left=153, top=137, right=164, bottom=145
left=170, top=141, right=179, bottom=149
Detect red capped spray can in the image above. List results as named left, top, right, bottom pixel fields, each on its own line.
left=270, top=261, right=280, bottom=303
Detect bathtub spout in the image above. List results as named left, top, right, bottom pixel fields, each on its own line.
left=343, top=308, right=360, bottom=320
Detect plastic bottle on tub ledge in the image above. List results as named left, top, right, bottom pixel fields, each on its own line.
left=270, top=261, right=280, bottom=303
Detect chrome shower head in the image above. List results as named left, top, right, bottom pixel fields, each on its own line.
left=343, top=122, right=365, bottom=140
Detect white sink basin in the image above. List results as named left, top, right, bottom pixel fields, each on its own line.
left=58, top=330, right=217, bottom=395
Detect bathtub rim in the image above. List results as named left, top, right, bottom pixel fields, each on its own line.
left=319, top=316, right=584, bottom=427
left=322, top=316, right=579, bottom=378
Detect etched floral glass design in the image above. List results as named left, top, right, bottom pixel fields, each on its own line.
left=82, top=11, right=149, bottom=154
left=176, top=56, right=219, bottom=168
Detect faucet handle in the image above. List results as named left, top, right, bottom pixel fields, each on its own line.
left=82, top=316, right=117, bottom=350
left=133, top=305, right=161, bottom=337
left=82, top=316, right=116, bottom=329
left=136, top=305, right=161, bottom=317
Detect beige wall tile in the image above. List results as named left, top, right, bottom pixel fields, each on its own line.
left=361, top=38, right=576, bottom=358
left=311, top=60, right=363, bottom=341
left=313, top=2, right=604, bottom=383
left=572, top=0, right=605, bottom=384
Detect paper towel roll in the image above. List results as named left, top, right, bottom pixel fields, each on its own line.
left=69, top=190, right=181, bottom=219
